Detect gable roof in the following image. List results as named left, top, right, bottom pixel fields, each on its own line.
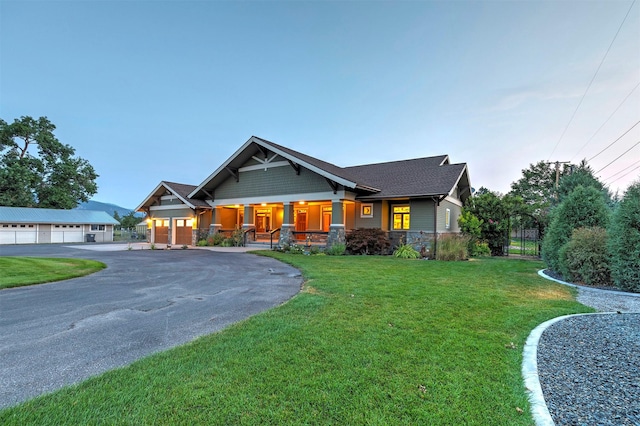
left=135, top=181, right=212, bottom=212
left=0, top=206, right=120, bottom=224
left=189, top=136, right=380, bottom=199
left=188, top=136, right=471, bottom=202
left=346, top=157, right=471, bottom=200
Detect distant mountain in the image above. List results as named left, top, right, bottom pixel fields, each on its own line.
left=75, top=201, right=142, bottom=218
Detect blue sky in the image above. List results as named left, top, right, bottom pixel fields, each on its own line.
left=1, top=0, right=638, bottom=209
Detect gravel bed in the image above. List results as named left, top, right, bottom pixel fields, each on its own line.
left=537, top=313, right=640, bottom=425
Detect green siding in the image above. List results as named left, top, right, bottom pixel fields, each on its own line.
left=150, top=208, right=193, bottom=219
left=438, top=200, right=462, bottom=233
left=215, top=165, right=332, bottom=199
left=408, top=200, right=435, bottom=231
left=161, top=199, right=184, bottom=206
left=354, top=201, right=383, bottom=229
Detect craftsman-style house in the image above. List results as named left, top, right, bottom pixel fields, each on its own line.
left=136, top=136, right=472, bottom=248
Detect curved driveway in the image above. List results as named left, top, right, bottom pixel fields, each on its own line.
left=0, top=244, right=302, bottom=409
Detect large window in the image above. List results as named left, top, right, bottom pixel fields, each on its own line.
left=392, top=206, right=410, bottom=230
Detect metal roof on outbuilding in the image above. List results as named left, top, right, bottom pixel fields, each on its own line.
left=0, top=206, right=120, bottom=225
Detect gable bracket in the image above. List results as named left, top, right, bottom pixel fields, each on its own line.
left=287, top=160, right=301, bottom=175
left=226, top=167, right=239, bottom=182
left=256, top=145, right=268, bottom=159
left=201, top=188, right=214, bottom=200
left=325, top=178, right=338, bottom=194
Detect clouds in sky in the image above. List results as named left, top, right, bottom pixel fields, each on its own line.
left=1, top=0, right=638, bottom=208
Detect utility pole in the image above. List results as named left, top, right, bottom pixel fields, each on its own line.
left=547, top=161, right=571, bottom=200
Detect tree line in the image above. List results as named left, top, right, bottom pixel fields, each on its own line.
left=459, top=160, right=640, bottom=293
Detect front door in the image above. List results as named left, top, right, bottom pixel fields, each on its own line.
left=295, top=209, right=307, bottom=240
left=256, top=209, right=271, bottom=233
left=322, top=211, right=331, bottom=232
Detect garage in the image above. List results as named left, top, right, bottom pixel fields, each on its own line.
left=0, top=224, right=37, bottom=244
left=154, top=220, right=168, bottom=244
left=175, top=219, right=192, bottom=245
left=0, top=206, right=119, bottom=245
left=51, top=225, right=84, bottom=243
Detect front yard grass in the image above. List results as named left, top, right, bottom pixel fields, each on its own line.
left=0, top=257, right=106, bottom=289
left=0, top=255, right=592, bottom=425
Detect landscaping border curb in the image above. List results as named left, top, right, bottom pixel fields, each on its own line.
left=536, top=269, right=640, bottom=298
left=523, top=270, right=640, bottom=426
left=522, top=312, right=614, bottom=426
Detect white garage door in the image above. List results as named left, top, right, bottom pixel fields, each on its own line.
left=51, top=225, right=84, bottom=243
left=0, top=224, right=37, bottom=244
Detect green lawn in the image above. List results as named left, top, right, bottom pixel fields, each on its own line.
left=0, top=257, right=106, bottom=289
left=0, top=255, right=592, bottom=425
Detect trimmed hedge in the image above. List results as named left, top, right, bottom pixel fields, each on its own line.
left=607, top=181, right=640, bottom=292
left=542, top=186, right=610, bottom=272
left=558, top=227, right=610, bottom=286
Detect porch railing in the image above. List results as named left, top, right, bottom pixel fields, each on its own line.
left=269, top=228, right=281, bottom=249
left=291, top=231, right=329, bottom=246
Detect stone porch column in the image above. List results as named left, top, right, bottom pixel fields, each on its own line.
left=328, top=200, right=346, bottom=247
left=210, top=207, right=223, bottom=235
left=243, top=205, right=255, bottom=242
left=279, top=202, right=295, bottom=246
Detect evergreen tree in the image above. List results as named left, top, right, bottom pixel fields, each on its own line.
left=607, top=181, right=640, bottom=292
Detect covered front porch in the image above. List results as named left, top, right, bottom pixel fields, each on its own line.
left=209, top=198, right=355, bottom=248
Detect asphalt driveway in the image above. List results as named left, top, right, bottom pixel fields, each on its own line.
left=0, top=244, right=303, bottom=409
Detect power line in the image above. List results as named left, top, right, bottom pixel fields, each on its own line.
left=587, top=119, right=640, bottom=162
left=547, top=0, right=637, bottom=160
left=608, top=164, right=640, bottom=184
left=571, top=81, right=640, bottom=161
left=603, top=158, right=640, bottom=180
left=595, top=139, right=640, bottom=174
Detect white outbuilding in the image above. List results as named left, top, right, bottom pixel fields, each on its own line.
left=0, top=206, right=119, bottom=244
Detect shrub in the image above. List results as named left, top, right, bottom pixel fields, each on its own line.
left=230, top=229, right=244, bottom=247
left=393, top=244, right=421, bottom=259
left=470, top=241, right=491, bottom=257
left=309, top=246, right=322, bottom=255
left=207, top=233, right=226, bottom=246
left=345, top=228, right=390, bottom=255
left=436, top=233, right=469, bottom=261
left=558, top=227, right=610, bottom=286
left=542, top=185, right=610, bottom=272
left=196, top=239, right=208, bottom=247
left=607, top=181, right=640, bottom=292
left=325, top=243, right=346, bottom=256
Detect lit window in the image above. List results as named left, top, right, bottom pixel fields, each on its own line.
left=186, top=219, right=193, bottom=227
left=392, top=206, right=410, bottom=230
left=177, top=219, right=185, bottom=227
left=445, top=208, right=451, bottom=230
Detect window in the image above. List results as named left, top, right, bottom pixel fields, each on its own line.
left=186, top=219, right=193, bottom=228
left=445, top=208, right=451, bottom=230
left=176, top=219, right=185, bottom=227
left=392, top=206, right=410, bottom=230
left=360, top=203, right=373, bottom=218
left=91, top=224, right=106, bottom=231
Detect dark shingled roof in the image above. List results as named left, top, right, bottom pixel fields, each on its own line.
left=257, top=138, right=468, bottom=199
left=253, top=138, right=375, bottom=190
left=345, top=157, right=468, bottom=199
left=161, top=181, right=211, bottom=207
left=186, top=136, right=470, bottom=202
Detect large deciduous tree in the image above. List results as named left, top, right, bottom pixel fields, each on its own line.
left=0, top=116, right=98, bottom=209
left=461, top=188, right=521, bottom=256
